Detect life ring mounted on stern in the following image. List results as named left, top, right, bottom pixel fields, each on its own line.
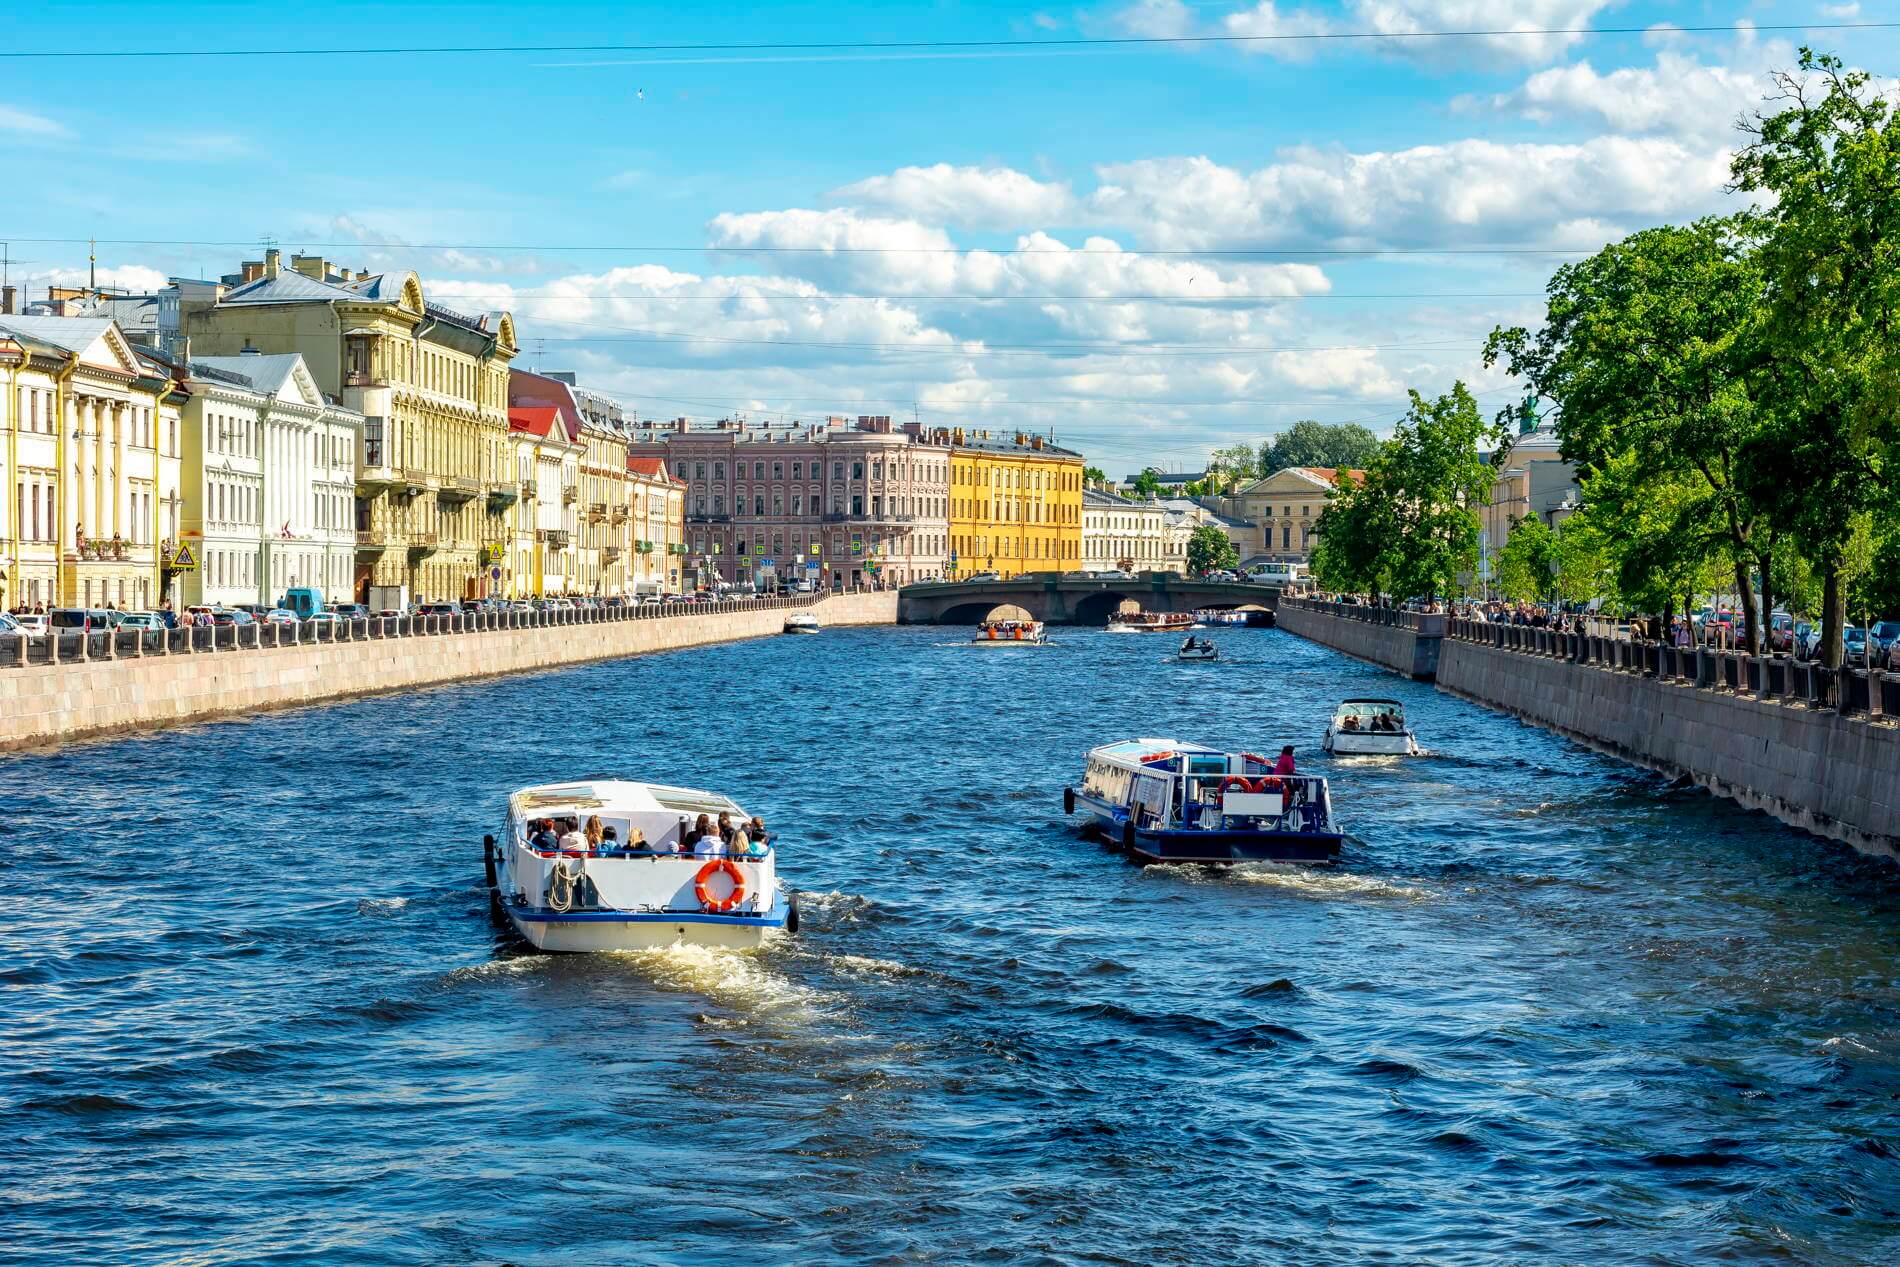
left=694, top=858, right=748, bottom=914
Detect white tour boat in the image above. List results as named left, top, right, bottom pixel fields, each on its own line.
left=970, top=618, right=1048, bottom=646
left=1176, top=635, right=1219, bottom=661
left=784, top=612, right=822, bottom=634
left=486, top=779, right=797, bottom=952
left=1323, top=698, right=1420, bottom=756
left=1066, top=739, right=1342, bottom=863
left=1106, top=610, right=1196, bottom=634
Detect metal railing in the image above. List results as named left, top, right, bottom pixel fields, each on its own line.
left=1281, top=597, right=1445, bottom=635
left=1443, top=616, right=1900, bottom=722
left=0, top=590, right=867, bottom=670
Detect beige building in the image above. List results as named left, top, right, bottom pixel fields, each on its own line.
left=1223, top=466, right=1363, bottom=562
left=505, top=399, right=582, bottom=599
left=626, top=456, right=685, bottom=594
left=182, top=250, right=517, bottom=603
left=1082, top=488, right=1183, bottom=574
left=1479, top=421, right=1578, bottom=588
left=0, top=316, right=184, bottom=612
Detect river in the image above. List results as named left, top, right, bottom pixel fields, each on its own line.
left=4, top=624, right=1899, bottom=1265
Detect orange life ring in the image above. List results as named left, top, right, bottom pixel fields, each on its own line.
left=694, top=859, right=747, bottom=913
left=1219, top=776, right=1253, bottom=796
left=1257, top=776, right=1282, bottom=793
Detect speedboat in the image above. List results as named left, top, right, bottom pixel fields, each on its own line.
left=970, top=618, right=1047, bottom=645
left=784, top=612, right=821, bottom=634
left=1065, top=739, right=1342, bottom=864
left=486, top=779, right=797, bottom=952
left=1106, top=610, right=1195, bottom=634
left=1323, top=699, right=1420, bottom=756
left=1177, top=637, right=1219, bottom=661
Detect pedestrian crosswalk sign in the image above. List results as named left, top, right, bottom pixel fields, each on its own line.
left=169, top=541, right=198, bottom=571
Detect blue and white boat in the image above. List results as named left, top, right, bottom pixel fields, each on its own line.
left=486, top=779, right=797, bottom=952
left=1064, top=739, right=1343, bottom=864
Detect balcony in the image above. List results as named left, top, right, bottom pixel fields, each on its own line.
left=561, top=486, right=578, bottom=505
left=519, top=478, right=538, bottom=499
left=687, top=512, right=731, bottom=524
left=822, top=511, right=917, bottom=529
left=538, top=528, right=570, bottom=550
left=407, top=532, right=440, bottom=557
left=610, top=506, right=629, bottom=523
left=486, top=485, right=518, bottom=511
left=399, top=468, right=433, bottom=498
left=602, top=545, right=622, bottom=562
left=355, top=528, right=390, bottom=552
left=344, top=369, right=390, bottom=389
left=437, top=475, right=482, bottom=505
left=587, top=501, right=609, bottom=521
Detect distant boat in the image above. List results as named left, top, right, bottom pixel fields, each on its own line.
left=1177, top=637, right=1219, bottom=661
left=1323, top=699, right=1419, bottom=756
left=1065, top=739, right=1342, bottom=863
left=1106, top=610, right=1194, bottom=634
left=970, top=618, right=1048, bottom=645
left=784, top=612, right=821, bottom=634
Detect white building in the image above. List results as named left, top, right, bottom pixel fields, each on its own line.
left=1083, top=487, right=1182, bottom=574
left=177, top=352, right=361, bottom=608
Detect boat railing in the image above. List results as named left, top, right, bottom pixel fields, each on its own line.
left=1161, top=771, right=1332, bottom=833
left=520, top=842, right=774, bottom=862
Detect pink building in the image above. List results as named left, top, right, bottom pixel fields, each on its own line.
left=629, top=415, right=951, bottom=589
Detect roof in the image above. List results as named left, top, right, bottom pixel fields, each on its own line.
left=627, top=455, right=681, bottom=483
left=189, top=352, right=305, bottom=396
left=508, top=406, right=567, bottom=439
left=1084, top=488, right=1155, bottom=508
left=508, top=369, right=584, bottom=441
left=509, top=779, right=745, bottom=820
left=219, top=271, right=362, bottom=306
left=0, top=315, right=116, bottom=356
left=1296, top=466, right=1365, bottom=486
left=951, top=433, right=1083, bottom=459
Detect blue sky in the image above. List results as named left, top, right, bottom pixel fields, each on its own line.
left=4, top=0, right=1895, bottom=473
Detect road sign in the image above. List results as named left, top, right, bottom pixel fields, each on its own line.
left=168, top=541, right=198, bottom=571
left=490, top=566, right=502, bottom=581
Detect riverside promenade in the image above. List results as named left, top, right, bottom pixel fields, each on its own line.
left=1280, top=597, right=1900, bottom=859
left=0, top=591, right=896, bottom=751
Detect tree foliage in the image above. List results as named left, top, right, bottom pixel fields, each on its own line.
left=1083, top=466, right=1106, bottom=484
left=1310, top=383, right=1497, bottom=600
left=1206, top=444, right=1260, bottom=491
left=1259, top=420, right=1382, bottom=477
left=1187, top=524, right=1239, bottom=575
left=1494, top=516, right=1557, bottom=603
left=1131, top=469, right=1163, bottom=498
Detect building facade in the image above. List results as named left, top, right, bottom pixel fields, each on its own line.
left=938, top=428, right=1084, bottom=580
left=1223, top=466, right=1363, bottom=563
left=183, top=250, right=518, bottom=604
left=1082, top=487, right=1182, bottom=574
left=1479, top=420, right=1579, bottom=588
left=175, top=353, right=360, bottom=608
left=626, top=456, right=685, bottom=595
left=505, top=399, right=582, bottom=599
left=0, top=316, right=183, bottom=612
left=632, top=416, right=951, bottom=589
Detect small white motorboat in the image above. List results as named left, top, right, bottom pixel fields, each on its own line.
left=1176, top=636, right=1219, bottom=661
left=784, top=612, right=821, bottom=634
left=1323, top=699, right=1420, bottom=756
left=486, top=780, right=797, bottom=952
left=970, top=618, right=1047, bottom=646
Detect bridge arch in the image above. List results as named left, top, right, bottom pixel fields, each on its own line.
left=936, top=600, right=1031, bottom=626
left=1071, top=590, right=1135, bottom=626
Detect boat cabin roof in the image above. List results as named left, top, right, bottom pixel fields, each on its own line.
left=1340, top=697, right=1402, bottom=705
left=509, top=779, right=746, bottom=822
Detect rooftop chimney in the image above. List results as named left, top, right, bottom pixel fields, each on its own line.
left=264, top=248, right=282, bottom=279
left=0, top=285, right=14, bottom=316
left=290, top=253, right=327, bottom=280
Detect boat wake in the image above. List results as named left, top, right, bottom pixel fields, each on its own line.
left=1223, top=863, right=1434, bottom=902
left=608, top=942, right=830, bottom=1019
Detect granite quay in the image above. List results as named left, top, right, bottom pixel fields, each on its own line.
left=1279, top=597, right=1900, bottom=858
left=0, top=589, right=896, bottom=752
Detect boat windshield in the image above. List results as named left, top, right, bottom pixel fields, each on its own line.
left=1334, top=701, right=1405, bottom=731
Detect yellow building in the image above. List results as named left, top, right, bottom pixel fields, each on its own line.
left=626, top=456, right=686, bottom=595
left=0, top=316, right=184, bottom=611
left=936, top=428, right=1083, bottom=580
left=183, top=250, right=517, bottom=603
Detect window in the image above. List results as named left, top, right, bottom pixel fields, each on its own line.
left=772, top=462, right=783, bottom=479
left=792, top=461, right=802, bottom=479
left=754, top=462, right=765, bottom=479
left=713, top=462, right=725, bottom=480
left=695, top=462, right=707, bottom=480
left=832, top=461, right=843, bottom=480
left=852, top=462, right=864, bottom=480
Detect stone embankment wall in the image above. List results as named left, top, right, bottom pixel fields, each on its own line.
left=1276, top=599, right=1442, bottom=680
left=1436, top=639, right=1900, bottom=858
left=0, top=592, right=896, bottom=752
left=1278, top=600, right=1899, bottom=858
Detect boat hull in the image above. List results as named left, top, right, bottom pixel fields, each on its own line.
left=1072, top=791, right=1340, bottom=864
left=1324, top=729, right=1418, bottom=756
left=785, top=626, right=822, bottom=635
left=502, top=893, right=792, bottom=952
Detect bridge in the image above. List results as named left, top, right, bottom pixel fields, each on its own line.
left=897, top=575, right=1285, bottom=625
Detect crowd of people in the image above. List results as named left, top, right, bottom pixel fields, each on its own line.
left=523, top=811, right=770, bottom=858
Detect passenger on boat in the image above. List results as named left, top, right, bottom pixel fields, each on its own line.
left=559, top=819, right=587, bottom=852
left=626, top=827, right=647, bottom=850
left=1274, top=746, right=1296, bottom=776
left=584, top=816, right=605, bottom=850
left=601, top=825, right=619, bottom=851
left=529, top=819, right=559, bottom=851
left=716, top=812, right=736, bottom=847
left=694, top=814, right=726, bottom=857
left=1343, top=715, right=1361, bottom=731
left=747, top=816, right=769, bottom=853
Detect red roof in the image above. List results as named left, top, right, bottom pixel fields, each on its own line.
left=508, top=406, right=564, bottom=438
left=506, top=369, right=583, bottom=441
left=1298, top=466, right=1366, bottom=486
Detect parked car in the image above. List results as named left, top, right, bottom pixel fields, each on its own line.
left=13, top=612, right=47, bottom=638
left=1768, top=613, right=1797, bottom=653
left=1868, top=620, right=1900, bottom=663
left=329, top=603, right=369, bottom=620
left=964, top=571, right=1000, bottom=582
left=1791, top=621, right=1815, bottom=658
left=1843, top=625, right=1871, bottom=665
left=49, top=608, right=114, bottom=633
left=263, top=608, right=299, bottom=625
left=233, top=603, right=274, bottom=619
left=417, top=602, right=459, bottom=617
left=0, top=612, right=21, bottom=637
left=116, top=612, right=165, bottom=631
left=210, top=608, right=254, bottom=627
left=306, top=611, right=341, bottom=626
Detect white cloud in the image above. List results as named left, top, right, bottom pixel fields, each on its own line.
left=1087, top=137, right=1734, bottom=250
left=1484, top=34, right=1793, bottom=143
left=1118, top=0, right=1618, bottom=69
left=1820, top=3, right=1861, bottom=18
left=0, top=104, right=68, bottom=138
left=831, top=164, right=1080, bottom=231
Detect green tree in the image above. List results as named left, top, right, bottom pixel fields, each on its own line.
left=1259, top=420, right=1381, bottom=476
left=1187, top=524, right=1239, bottom=575
left=1083, top=465, right=1106, bottom=484
left=1206, top=443, right=1260, bottom=490
left=1494, top=515, right=1558, bottom=603
left=1131, top=469, right=1163, bottom=498
left=1732, top=50, right=1900, bottom=667
left=1484, top=216, right=1773, bottom=650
